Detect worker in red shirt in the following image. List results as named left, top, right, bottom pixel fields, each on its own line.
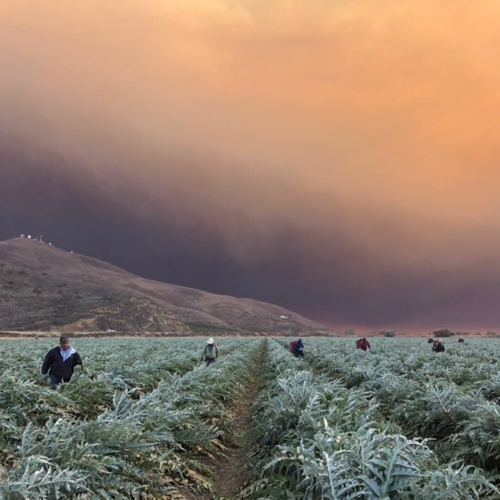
left=356, top=337, right=371, bottom=351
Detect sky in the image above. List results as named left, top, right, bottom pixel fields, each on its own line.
left=1, top=0, right=500, bottom=333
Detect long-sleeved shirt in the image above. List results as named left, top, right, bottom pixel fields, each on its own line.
left=202, top=344, right=219, bottom=359
left=42, top=346, right=83, bottom=382
left=356, top=338, right=371, bottom=351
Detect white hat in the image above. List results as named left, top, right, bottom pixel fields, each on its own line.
left=207, top=338, right=214, bottom=344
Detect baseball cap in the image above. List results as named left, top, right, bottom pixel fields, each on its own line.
left=60, top=336, right=69, bottom=343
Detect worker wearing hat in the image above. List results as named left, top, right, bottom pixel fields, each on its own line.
left=41, top=336, right=83, bottom=389
left=201, top=338, right=220, bottom=365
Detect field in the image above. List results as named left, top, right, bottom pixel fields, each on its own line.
left=1, top=337, right=500, bottom=499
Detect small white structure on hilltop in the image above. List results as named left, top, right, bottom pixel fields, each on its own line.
left=27, top=235, right=31, bottom=239
left=19, top=234, right=25, bottom=238
left=280, top=315, right=289, bottom=319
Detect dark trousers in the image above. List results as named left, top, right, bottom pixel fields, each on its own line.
left=50, top=374, right=63, bottom=390
left=205, top=357, right=216, bottom=365
left=50, top=374, right=71, bottom=389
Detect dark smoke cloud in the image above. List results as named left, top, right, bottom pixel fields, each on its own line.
left=3, top=139, right=500, bottom=333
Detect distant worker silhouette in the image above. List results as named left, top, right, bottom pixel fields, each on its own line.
left=356, top=337, right=371, bottom=351
left=201, top=338, right=219, bottom=365
left=432, top=339, right=445, bottom=353
left=293, top=338, right=305, bottom=358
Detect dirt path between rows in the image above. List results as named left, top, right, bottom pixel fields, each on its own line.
left=210, top=340, right=267, bottom=500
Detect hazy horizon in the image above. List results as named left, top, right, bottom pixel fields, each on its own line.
left=2, top=1, right=500, bottom=332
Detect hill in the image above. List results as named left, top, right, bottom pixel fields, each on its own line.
left=0, top=238, right=328, bottom=335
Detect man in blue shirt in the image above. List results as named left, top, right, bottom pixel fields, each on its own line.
left=294, top=338, right=305, bottom=358
left=41, top=336, right=83, bottom=389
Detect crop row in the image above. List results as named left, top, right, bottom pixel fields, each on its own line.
left=237, top=338, right=498, bottom=499
left=3, top=337, right=499, bottom=499
left=302, top=338, right=500, bottom=474
left=0, top=338, right=263, bottom=499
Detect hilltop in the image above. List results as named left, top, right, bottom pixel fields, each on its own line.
left=0, top=238, right=328, bottom=335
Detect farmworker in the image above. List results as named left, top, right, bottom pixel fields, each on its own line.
left=356, top=337, right=371, bottom=351
left=432, top=339, right=445, bottom=353
left=427, top=337, right=434, bottom=344
left=41, top=336, right=83, bottom=389
left=293, top=338, right=305, bottom=358
left=458, top=338, right=465, bottom=343
left=201, top=338, right=219, bottom=365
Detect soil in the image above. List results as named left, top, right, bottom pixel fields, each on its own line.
left=212, top=388, right=258, bottom=498
left=210, top=340, right=267, bottom=499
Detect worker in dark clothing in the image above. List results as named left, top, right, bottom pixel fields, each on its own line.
left=356, top=337, right=371, bottom=351
left=294, top=338, right=305, bottom=358
left=432, top=339, right=445, bottom=353
left=42, top=336, right=83, bottom=389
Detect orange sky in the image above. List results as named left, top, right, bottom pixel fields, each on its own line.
left=2, top=1, right=500, bottom=331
